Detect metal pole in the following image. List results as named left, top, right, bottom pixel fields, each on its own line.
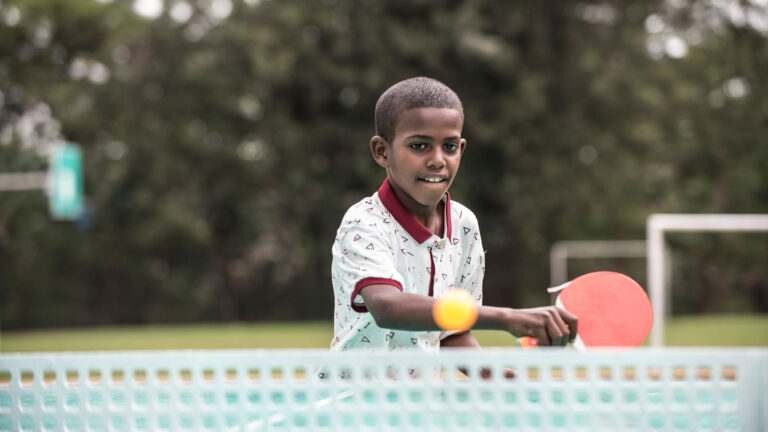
left=549, top=242, right=568, bottom=287
left=648, top=216, right=666, bottom=347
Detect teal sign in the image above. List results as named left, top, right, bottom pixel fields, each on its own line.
left=49, top=142, right=84, bottom=220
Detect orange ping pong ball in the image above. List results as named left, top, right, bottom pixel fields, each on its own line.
left=433, top=288, right=478, bottom=331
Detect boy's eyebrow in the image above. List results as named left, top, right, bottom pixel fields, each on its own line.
left=405, top=134, right=460, bottom=141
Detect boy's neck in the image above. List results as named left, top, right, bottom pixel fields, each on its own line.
left=390, top=186, right=445, bottom=237
left=377, top=178, right=452, bottom=242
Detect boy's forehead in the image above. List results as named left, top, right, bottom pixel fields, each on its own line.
left=394, top=107, right=463, bottom=138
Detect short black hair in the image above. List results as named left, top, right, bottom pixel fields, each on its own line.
left=374, top=77, right=464, bottom=143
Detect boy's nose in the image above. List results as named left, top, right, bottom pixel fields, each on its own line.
left=426, top=148, right=446, bottom=169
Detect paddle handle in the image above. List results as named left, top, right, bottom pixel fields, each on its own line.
left=516, top=334, right=585, bottom=351
left=516, top=294, right=584, bottom=350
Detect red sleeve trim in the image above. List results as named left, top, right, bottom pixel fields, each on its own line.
left=350, top=278, right=403, bottom=313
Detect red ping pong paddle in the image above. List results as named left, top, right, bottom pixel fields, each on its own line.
left=517, top=271, right=653, bottom=350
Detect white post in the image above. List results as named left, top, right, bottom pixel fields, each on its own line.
left=549, top=242, right=569, bottom=287
left=648, top=216, right=666, bottom=347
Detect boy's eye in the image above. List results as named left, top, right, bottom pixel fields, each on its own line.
left=444, top=143, right=458, bottom=151
left=409, top=143, right=428, bottom=150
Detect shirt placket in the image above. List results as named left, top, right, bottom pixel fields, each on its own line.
left=429, top=237, right=451, bottom=297
left=427, top=246, right=436, bottom=297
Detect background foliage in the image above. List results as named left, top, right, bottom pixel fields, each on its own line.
left=1, top=0, right=766, bottom=329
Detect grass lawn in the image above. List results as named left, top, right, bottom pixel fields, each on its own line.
left=2, top=314, right=766, bottom=352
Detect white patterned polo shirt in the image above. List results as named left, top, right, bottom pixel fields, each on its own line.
left=330, top=178, right=485, bottom=352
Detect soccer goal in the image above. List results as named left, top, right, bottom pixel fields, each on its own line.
left=647, top=214, right=768, bottom=347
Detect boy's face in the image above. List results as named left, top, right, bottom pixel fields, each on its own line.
left=371, top=107, right=466, bottom=210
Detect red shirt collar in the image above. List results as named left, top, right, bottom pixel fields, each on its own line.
left=377, top=178, right=452, bottom=244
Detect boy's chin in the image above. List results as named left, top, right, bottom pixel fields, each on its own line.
left=419, top=180, right=450, bottom=192
left=413, top=188, right=449, bottom=206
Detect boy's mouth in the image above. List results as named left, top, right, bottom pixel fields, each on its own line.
left=418, top=177, right=448, bottom=183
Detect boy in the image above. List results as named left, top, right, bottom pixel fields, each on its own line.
left=331, top=77, right=576, bottom=352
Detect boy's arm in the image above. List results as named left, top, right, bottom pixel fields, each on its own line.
left=440, top=330, right=481, bottom=348
left=441, top=331, right=517, bottom=379
left=360, top=284, right=577, bottom=346
left=440, top=331, right=496, bottom=379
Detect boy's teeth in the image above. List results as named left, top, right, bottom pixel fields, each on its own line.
left=423, top=178, right=443, bottom=183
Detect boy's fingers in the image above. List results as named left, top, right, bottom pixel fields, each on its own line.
left=548, top=308, right=571, bottom=346
left=557, top=308, right=579, bottom=343
left=531, top=328, right=551, bottom=346
left=503, top=368, right=517, bottom=379
left=480, top=368, right=492, bottom=380
left=512, top=307, right=578, bottom=346
left=544, top=314, right=565, bottom=346
left=547, top=327, right=565, bottom=346
left=480, top=368, right=517, bottom=380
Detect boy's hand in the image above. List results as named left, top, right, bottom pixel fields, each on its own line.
left=505, top=307, right=577, bottom=346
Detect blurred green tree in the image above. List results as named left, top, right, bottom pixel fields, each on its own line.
left=1, top=0, right=765, bottom=329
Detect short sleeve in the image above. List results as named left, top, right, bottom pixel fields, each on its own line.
left=332, top=217, right=404, bottom=313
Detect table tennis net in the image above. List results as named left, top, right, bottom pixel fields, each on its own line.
left=1, top=348, right=766, bottom=431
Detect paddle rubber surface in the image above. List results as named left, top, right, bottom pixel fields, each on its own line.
left=556, top=271, right=653, bottom=348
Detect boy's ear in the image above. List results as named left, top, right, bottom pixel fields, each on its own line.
left=459, top=138, right=467, bottom=154
left=370, top=136, right=389, bottom=168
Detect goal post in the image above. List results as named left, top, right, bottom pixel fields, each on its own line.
left=647, top=214, right=768, bottom=347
